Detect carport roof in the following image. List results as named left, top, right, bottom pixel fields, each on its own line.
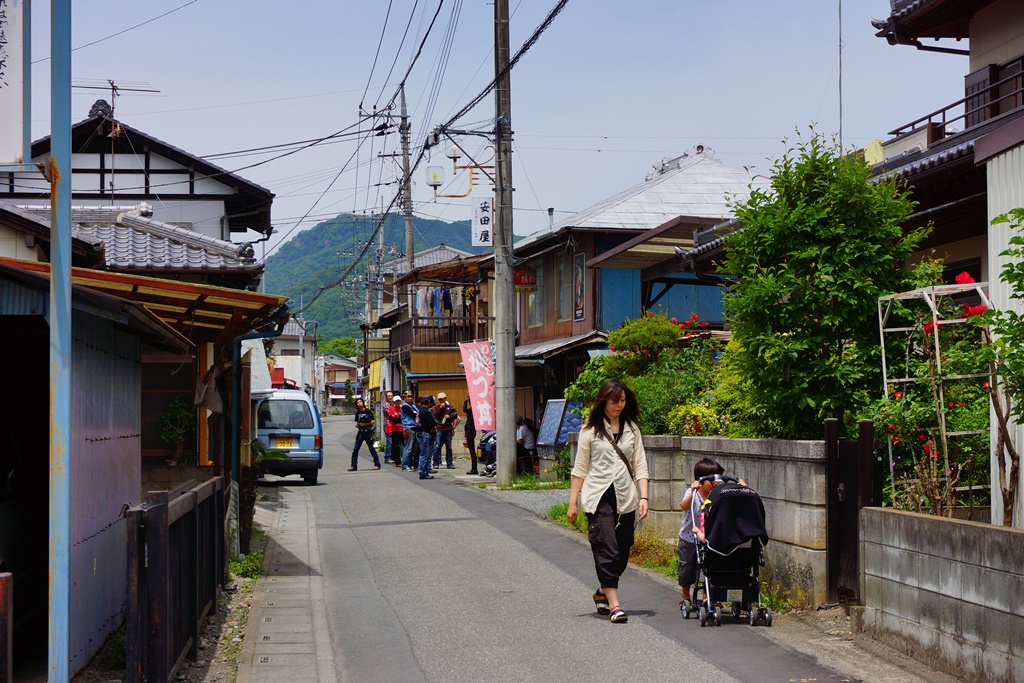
left=0, top=258, right=288, bottom=344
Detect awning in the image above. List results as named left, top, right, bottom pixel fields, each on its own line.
left=368, top=358, right=381, bottom=390
left=0, top=260, right=191, bottom=352
left=515, top=330, right=608, bottom=360
left=586, top=215, right=721, bottom=274
left=394, top=254, right=486, bottom=287
left=0, top=257, right=288, bottom=343
left=243, top=339, right=273, bottom=398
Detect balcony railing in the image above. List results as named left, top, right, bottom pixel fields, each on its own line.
left=390, top=315, right=493, bottom=350
left=888, top=70, right=1024, bottom=139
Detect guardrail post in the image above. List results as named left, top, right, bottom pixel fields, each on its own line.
left=146, top=490, right=170, bottom=683
left=1, top=572, right=12, bottom=683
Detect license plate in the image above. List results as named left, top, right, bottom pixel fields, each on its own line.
left=275, top=437, right=296, bottom=449
left=727, top=589, right=743, bottom=602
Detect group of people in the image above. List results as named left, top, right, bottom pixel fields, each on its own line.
left=568, top=377, right=740, bottom=625
left=349, top=390, right=478, bottom=480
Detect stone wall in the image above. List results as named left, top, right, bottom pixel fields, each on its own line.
left=852, top=508, right=1024, bottom=682
left=570, top=433, right=830, bottom=607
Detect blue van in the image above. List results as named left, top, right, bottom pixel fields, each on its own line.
left=255, top=389, right=324, bottom=484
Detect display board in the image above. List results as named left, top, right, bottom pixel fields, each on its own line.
left=557, top=402, right=584, bottom=445
left=536, top=399, right=566, bottom=446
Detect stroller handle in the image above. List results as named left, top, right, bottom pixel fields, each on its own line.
left=698, top=474, right=740, bottom=485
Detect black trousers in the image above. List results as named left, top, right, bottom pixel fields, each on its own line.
left=390, top=430, right=405, bottom=464
left=586, top=486, right=635, bottom=589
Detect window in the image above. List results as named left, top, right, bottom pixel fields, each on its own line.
left=527, top=268, right=544, bottom=327
left=557, top=255, right=572, bottom=320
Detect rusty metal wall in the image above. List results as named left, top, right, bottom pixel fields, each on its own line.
left=69, top=313, right=142, bottom=672
left=985, top=146, right=1024, bottom=529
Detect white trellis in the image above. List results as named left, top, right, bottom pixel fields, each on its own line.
left=877, top=282, right=993, bottom=498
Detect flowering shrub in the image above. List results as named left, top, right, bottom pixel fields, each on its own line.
left=604, top=311, right=686, bottom=378
left=667, top=402, right=721, bottom=436
left=566, top=311, right=722, bottom=434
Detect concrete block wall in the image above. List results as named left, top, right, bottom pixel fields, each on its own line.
left=853, top=508, right=1024, bottom=682
left=570, top=433, right=830, bottom=607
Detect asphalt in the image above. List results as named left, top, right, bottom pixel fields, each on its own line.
left=236, top=416, right=958, bottom=683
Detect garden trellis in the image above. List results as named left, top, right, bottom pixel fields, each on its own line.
left=877, top=281, right=993, bottom=514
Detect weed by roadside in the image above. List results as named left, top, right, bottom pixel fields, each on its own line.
left=228, top=527, right=267, bottom=579
left=761, top=580, right=795, bottom=612
left=546, top=501, right=588, bottom=532
left=496, top=473, right=571, bottom=490
left=629, top=523, right=677, bottom=580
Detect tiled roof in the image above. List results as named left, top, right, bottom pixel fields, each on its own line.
left=18, top=204, right=259, bottom=271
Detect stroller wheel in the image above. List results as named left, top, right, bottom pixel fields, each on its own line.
left=680, top=600, right=691, bottom=620
left=765, top=608, right=774, bottom=627
left=698, top=605, right=707, bottom=627
left=731, top=602, right=741, bottom=619
left=714, top=611, right=721, bottom=627
left=749, top=608, right=758, bottom=627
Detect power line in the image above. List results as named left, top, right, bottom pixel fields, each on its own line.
left=360, top=0, right=395, bottom=108
left=32, top=1, right=199, bottom=64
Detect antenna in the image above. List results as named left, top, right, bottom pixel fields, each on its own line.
left=71, top=79, right=161, bottom=203
left=838, top=0, right=844, bottom=149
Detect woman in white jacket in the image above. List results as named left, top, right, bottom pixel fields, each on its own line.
left=567, top=379, right=650, bottom=623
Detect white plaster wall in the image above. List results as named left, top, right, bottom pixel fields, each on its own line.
left=970, top=0, right=1024, bottom=72
left=0, top=224, right=44, bottom=261
left=908, top=234, right=989, bottom=281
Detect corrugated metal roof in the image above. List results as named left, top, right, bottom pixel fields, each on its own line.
left=514, top=330, right=607, bottom=359
left=380, top=244, right=474, bottom=276
left=513, top=147, right=768, bottom=253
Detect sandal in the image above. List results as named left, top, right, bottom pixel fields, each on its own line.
left=609, top=605, right=628, bottom=623
left=593, top=589, right=610, bottom=615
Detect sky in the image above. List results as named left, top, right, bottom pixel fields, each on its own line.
left=24, top=0, right=970, bottom=258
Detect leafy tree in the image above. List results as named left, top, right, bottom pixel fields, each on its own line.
left=723, top=131, right=927, bottom=439
left=322, top=336, right=360, bottom=358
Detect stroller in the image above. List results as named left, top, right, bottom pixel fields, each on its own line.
left=685, top=475, right=773, bottom=627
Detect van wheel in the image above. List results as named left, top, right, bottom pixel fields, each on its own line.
left=304, top=471, right=318, bottom=485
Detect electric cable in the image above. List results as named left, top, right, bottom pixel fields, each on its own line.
left=360, top=0, right=395, bottom=109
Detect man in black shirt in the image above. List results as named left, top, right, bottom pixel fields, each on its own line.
left=414, top=396, right=437, bottom=479
left=349, top=398, right=381, bottom=470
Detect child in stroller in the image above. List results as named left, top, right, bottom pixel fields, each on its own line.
left=686, top=474, right=773, bottom=627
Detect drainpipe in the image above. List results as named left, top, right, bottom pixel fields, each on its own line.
left=231, top=304, right=290, bottom=483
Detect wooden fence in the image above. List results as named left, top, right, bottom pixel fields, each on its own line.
left=126, top=477, right=226, bottom=683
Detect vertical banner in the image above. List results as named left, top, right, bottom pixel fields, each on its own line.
left=0, top=0, right=26, bottom=164
left=471, top=193, right=494, bottom=247
left=573, top=252, right=586, bottom=321
left=459, top=340, right=495, bottom=431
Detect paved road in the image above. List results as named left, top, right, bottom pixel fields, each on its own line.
left=236, top=416, right=891, bottom=683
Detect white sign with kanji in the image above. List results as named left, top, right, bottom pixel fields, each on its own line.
left=471, top=193, right=493, bottom=247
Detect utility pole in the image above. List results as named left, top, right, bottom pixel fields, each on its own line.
left=399, top=85, right=416, bottom=315
left=493, top=0, right=516, bottom=485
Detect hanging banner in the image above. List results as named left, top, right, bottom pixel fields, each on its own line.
left=573, top=252, right=586, bottom=321
left=471, top=193, right=494, bottom=247
left=459, top=340, right=495, bottom=431
left=0, top=0, right=27, bottom=165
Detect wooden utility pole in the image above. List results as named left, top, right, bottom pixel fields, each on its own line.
left=400, top=85, right=416, bottom=315
left=493, top=0, right=516, bottom=485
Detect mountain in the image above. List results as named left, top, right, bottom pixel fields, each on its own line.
left=262, top=213, right=487, bottom=342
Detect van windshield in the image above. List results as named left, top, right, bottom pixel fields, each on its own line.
left=258, top=400, right=314, bottom=429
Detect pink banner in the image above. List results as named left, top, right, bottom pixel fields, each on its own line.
left=459, top=340, right=495, bottom=431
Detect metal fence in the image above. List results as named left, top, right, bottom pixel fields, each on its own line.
left=126, top=477, right=226, bottom=683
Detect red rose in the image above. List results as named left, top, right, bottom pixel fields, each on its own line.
left=700, top=322, right=708, bottom=328
left=955, top=272, right=975, bottom=285
left=690, top=313, right=699, bottom=320
left=671, top=317, right=678, bottom=324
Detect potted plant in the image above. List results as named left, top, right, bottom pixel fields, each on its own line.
left=158, top=395, right=198, bottom=465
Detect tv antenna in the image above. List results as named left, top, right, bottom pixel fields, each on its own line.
left=71, top=78, right=161, bottom=120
